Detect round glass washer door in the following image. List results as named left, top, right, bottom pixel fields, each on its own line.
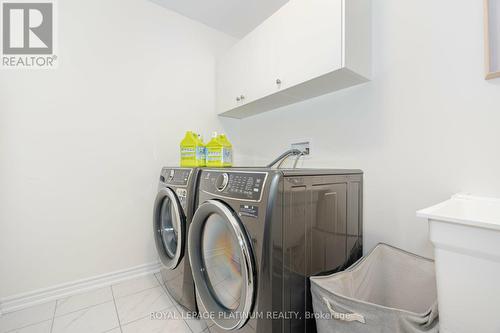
left=188, top=200, right=256, bottom=330
left=153, top=187, right=185, bottom=270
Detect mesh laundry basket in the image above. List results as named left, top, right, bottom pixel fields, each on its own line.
left=310, top=243, right=439, bottom=333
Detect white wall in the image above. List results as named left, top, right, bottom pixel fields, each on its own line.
left=0, top=0, right=236, bottom=298
left=234, top=0, right=500, bottom=258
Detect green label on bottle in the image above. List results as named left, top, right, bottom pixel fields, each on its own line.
left=181, top=147, right=195, bottom=158
left=207, top=150, right=222, bottom=162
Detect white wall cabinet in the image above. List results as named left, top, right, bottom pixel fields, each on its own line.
left=216, top=0, right=371, bottom=118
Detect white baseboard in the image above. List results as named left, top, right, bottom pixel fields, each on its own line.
left=0, top=261, right=161, bottom=315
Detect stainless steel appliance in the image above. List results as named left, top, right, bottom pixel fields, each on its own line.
left=188, top=168, right=363, bottom=333
left=153, top=167, right=198, bottom=313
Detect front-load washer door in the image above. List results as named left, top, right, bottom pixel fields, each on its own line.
left=154, top=187, right=185, bottom=270
left=188, top=200, right=256, bottom=331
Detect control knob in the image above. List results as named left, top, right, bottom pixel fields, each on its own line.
left=216, top=173, right=229, bottom=192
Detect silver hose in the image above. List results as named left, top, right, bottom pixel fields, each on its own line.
left=266, top=149, right=302, bottom=168
left=276, top=155, right=292, bottom=169
left=293, top=152, right=304, bottom=168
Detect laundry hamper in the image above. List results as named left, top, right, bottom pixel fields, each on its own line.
left=310, top=243, right=439, bottom=333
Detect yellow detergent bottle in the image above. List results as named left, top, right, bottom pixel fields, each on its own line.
left=206, top=132, right=224, bottom=167
left=219, top=133, right=233, bottom=167
left=180, top=131, right=197, bottom=167
left=196, top=134, right=207, bottom=167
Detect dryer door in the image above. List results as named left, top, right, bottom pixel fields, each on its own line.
left=188, top=200, right=256, bottom=331
left=154, top=187, right=185, bottom=269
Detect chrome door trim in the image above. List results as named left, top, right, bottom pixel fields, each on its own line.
left=188, top=200, right=256, bottom=331
left=153, top=187, right=184, bottom=270
left=211, top=200, right=255, bottom=328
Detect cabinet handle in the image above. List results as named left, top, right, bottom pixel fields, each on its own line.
left=276, top=79, right=282, bottom=85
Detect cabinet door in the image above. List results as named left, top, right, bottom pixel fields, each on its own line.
left=246, top=11, right=285, bottom=99
left=239, top=27, right=276, bottom=105
left=216, top=42, right=251, bottom=113
left=274, top=0, right=344, bottom=92
left=217, top=33, right=274, bottom=112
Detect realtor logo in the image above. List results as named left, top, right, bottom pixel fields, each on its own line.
left=1, top=0, right=57, bottom=68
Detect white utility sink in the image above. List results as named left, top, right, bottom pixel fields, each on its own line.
left=418, top=194, right=500, bottom=333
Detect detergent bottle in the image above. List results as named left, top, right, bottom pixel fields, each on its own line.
left=195, top=133, right=207, bottom=167
left=219, top=133, right=233, bottom=167
left=206, top=132, right=224, bottom=167
left=180, top=131, right=197, bottom=167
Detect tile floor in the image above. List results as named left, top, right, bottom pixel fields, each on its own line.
left=0, top=274, right=209, bottom=333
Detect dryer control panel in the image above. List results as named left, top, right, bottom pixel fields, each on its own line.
left=160, top=168, right=192, bottom=187
left=201, top=171, right=267, bottom=202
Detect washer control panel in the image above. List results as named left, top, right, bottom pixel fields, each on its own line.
left=203, top=171, right=267, bottom=201
left=160, top=168, right=192, bottom=186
